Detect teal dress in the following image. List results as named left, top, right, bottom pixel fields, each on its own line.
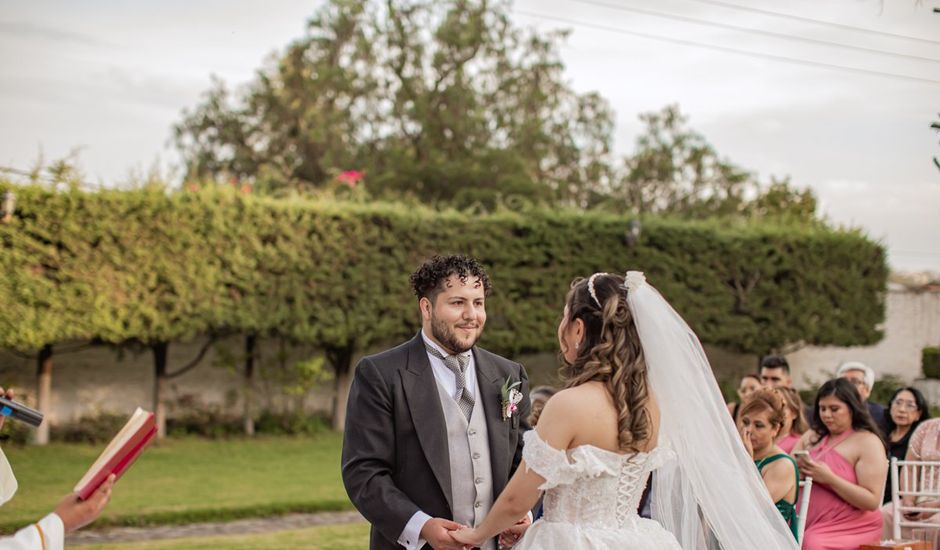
left=754, top=453, right=800, bottom=539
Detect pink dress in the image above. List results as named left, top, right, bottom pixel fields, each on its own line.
left=778, top=433, right=800, bottom=455
left=801, top=431, right=882, bottom=550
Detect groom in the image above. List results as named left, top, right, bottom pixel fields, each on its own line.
left=342, top=255, right=531, bottom=550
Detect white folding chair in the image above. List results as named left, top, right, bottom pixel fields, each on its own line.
left=891, top=457, right=940, bottom=540
left=797, top=476, right=813, bottom=547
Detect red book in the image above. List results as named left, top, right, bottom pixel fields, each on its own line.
left=74, top=407, right=156, bottom=500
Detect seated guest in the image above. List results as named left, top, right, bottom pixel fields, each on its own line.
left=527, top=386, right=557, bottom=428
left=727, top=373, right=762, bottom=423
left=881, top=416, right=940, bottom=538
left=775, top=386, right=809, bottom=455
left=738, top=389, right=801, bottom=538
left=837, top=361, right=888, bottom=435
left=760, top=355, right=793, bottom=388
left=793, top=378, right=887, bottom=550
left=881, top=387, right=929, bottom=505
left=760, top=355, right=814, bottom=422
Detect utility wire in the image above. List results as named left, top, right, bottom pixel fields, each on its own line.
left=684, top=0, right=940, bottom=46
left=570, top=0, right=940, bottom=64
left=513, top=9, right=940, bottom=85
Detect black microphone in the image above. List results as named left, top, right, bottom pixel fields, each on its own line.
left=0, top=396, right=43, bottom=428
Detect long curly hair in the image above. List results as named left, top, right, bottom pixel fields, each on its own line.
left=559, top=273, right=650, bottom=453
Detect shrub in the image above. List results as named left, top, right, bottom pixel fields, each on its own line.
left=50, top=412, right=135, bottom=444
left=924, top=347, right=940, bottom=379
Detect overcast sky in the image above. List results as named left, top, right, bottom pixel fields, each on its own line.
left=1, top=0, right=938, bottom=272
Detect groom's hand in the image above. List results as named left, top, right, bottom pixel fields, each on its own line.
left=498, top=515, right=531, bottom=547
left=421, top=517, right=465, bottom=550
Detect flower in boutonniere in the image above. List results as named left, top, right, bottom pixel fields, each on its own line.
left=500, top=377, right=523, bottom=422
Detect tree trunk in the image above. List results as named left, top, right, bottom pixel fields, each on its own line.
left=243, top=334, right=256, bottom=437
left=34, top=344, right=53, bottom=445
left=330, top=346, right=354, bottom=432
left=152, top=342, right=168, bottom=439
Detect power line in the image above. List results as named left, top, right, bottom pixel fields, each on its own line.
left=570, top=0, right=940, bottom=64
left=512, top=9, right=940, bottom=85
left=684, top=0, right=940, bottom=46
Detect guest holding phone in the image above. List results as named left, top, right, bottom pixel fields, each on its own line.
left=792, top=378, right=887, bottom=550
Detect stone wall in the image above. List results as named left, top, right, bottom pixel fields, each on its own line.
left=0, top=336, right=336, bottom=425
left=788, top=286, right=940, bottom=389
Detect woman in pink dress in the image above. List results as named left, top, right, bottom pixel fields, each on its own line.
left=793, top=378, right=888, bottom=550
left=776, top=386, right=809, bottom=455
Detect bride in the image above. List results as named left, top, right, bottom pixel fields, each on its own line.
left=452, top=272, right=798, bottom=549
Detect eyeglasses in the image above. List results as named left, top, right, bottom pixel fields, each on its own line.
left=891, top=399, right=919, bottom=411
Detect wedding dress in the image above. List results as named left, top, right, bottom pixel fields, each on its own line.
left=514, top=430, right=682, bottom=549
left=511, top=272, right=798, bottom=549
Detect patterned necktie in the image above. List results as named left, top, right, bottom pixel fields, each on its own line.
left=426, top=345, right=474, bottom=421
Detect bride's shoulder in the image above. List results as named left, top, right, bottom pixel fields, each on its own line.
left=552, top=382, right=610, bottom=406
left=540, top=384, right=613, bottom=422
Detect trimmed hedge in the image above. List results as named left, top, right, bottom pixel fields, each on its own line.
left=0, top=183, right=887, bottom=358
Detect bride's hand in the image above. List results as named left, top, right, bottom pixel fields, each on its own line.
left=499, top=515, right=532, bottom=547
left=451, top=526, right=484, bottom=548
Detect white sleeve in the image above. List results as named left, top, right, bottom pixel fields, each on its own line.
left=0, top=513, right=64, bottom=550
left=398, top=510, right=431, bottom=549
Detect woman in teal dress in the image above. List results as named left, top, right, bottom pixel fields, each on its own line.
left=738, top=388, right=801, bottom=538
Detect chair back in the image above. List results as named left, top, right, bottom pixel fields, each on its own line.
left=890, top=457, right=940, bottom=540
left=797, top=477, right=813, bottom=546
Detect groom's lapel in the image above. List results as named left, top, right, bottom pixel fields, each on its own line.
left=473, top=349, right=512, bottom=494
left=402, top=334, right=453, bottom=512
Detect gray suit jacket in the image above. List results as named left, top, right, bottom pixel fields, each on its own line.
left=341, top=333, right=531, bottom=550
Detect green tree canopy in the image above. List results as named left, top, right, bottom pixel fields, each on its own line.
left=174, top=0, right=613, bottom=206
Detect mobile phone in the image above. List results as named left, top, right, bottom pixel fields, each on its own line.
left=792, top=450, right=809, bottom=458
left=0, top=396, right=44, bottom=428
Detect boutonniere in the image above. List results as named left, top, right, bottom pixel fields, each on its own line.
left=500, top=377, right=523, bottom=422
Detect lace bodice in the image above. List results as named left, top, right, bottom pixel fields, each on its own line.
left=523, top=430, right=675, bottom=529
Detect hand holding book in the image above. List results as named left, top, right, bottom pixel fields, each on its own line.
left=57, top=473, right=116, bottom=532
left=74, top=407, right=156, bottom=500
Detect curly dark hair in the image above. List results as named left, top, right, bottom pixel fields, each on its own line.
left=410, top=255, right=492, bottom=302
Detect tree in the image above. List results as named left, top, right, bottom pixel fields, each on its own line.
left=173, top=0, right=614, bottom=206
left=608, top=105, right=818, bottom=223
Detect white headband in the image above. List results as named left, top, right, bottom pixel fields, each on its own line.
left=587, top=272, right=607, bottom=308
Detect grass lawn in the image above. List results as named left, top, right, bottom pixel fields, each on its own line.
left=79, top=523, right=371, bottom=549
left=0, top=433, right=352, bottom=533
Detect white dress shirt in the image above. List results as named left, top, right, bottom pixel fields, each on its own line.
left=397, top=331, right=478, bottom=549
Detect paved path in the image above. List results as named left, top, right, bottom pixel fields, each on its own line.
left=66, top=510, right=367, bottom=546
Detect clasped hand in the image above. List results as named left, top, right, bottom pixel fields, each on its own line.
left=425, top=515, right=530, bottom=549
